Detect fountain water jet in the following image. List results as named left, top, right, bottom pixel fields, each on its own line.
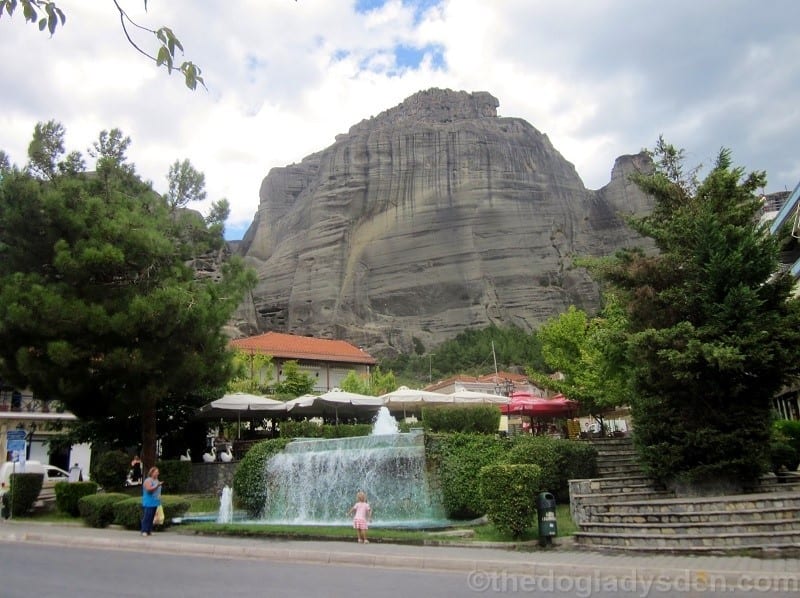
left=259, top=407, right=445, bottom=526
left=217, top=485, right=233, bottom=524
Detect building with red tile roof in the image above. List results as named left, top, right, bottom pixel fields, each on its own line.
left=229, top=332, right=376, bottom=392
left=424, top=371, right=546, bottom=397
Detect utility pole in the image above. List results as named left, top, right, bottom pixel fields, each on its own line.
left=428, top=354, right=435, bottom=384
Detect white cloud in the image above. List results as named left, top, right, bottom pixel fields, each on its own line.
left=1, top=0, right=799, bottom=239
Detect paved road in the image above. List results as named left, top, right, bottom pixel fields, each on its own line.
left=3, top=542, right=798, bottom=598
left=1, top=520, right=799, bottom=596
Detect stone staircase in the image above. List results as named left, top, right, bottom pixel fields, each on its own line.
left=569, top=437, right=800, bottom=554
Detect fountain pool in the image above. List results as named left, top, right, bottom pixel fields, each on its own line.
left=258, top=407, right=447, bottom=527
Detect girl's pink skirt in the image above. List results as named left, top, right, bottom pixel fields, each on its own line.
left=353, top=517, right=368, bottom=530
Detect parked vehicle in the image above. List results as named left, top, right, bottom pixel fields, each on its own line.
left=0, top=461, right=70, bottom=504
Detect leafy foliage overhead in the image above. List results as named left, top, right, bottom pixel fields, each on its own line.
left=0, top=0, right=205, bottom=89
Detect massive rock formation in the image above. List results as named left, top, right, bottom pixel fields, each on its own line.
left=232, top=89, right=653, bottom=356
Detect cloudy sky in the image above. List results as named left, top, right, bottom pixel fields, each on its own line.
left=2, top=0, right=798, bottom=239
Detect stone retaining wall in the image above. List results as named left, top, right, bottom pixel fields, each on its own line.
left=186, top=462, right=237, bottom=495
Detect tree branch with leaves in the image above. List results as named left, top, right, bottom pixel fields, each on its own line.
left=0, top=0, right=204, bottom=89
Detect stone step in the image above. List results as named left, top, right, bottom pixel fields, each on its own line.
left=580, top=518, right=800, bottom=535
left=570, top=475, right=656, bottom=493
left=594, top=492, right=800, bottom=516
left=590, top=504, right=800, bottom=524
left=583, top=437, right=634, bottom=445
left=573, top=489, right=674, bottom=505
left=573, top=529, right=800, bottom=550
left=597, top=464, right=645, bottom=477
left=593, top=448, right=637, bottom=458
left=594, top=451, right=637, bottom=461
left=754, top=477, right=800, bottom=494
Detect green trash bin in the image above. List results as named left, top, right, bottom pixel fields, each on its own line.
left=536, top=491, right=557, bottom=546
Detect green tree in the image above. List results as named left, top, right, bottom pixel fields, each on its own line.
left=26, top=119, right=65, bottom=180
left=601, top=140, right=800, bottom=487
left=339, top=366, right=396, bottom=396
left=339, top=370, right=370, bottom=395
left=166, top=159, right=206, bottom=210
left=274, top=361, right=314, bottom=398
left=528, top=299, right=631, bottom=424
left=89, top=128, right=133, bottom=175
left=227, top=350, right=274, bottom=395
left=0, top=124, right=256, bottom=468
left=0, top=150, right=13, bottom=176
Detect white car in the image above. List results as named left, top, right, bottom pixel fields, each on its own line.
left=0, top=461, right=71, bottom=505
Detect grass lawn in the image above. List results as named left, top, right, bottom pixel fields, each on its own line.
left=18, top=495, right=576, bottom=548
left=176, top=501, right=576, bottom=546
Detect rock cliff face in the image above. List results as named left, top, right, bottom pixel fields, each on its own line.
left=233, top=89, right=652, bottom=355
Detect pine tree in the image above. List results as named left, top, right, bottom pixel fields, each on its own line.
left=602, top=140, right=800, bottom=488
left=0, top=124, right=255, bottom=467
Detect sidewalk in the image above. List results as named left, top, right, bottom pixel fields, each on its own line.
left=2, top=519, right=799, bottom=591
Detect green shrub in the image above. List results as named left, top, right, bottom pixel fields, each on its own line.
left=233, top=437, right=292, bottom=517
left=2, top=473, right=44, bottom=517
left=422, top=405, right=501, bottom=434
left=112, top=495, right=190, bottom=530
left=54, top=481, right=99, bottom=516
left=155, top=460, right=192, bottom=494
left=556, top=440, right=598, bottom=499
left=479, top=464, right=542, bottom=538
left=280, top=421, right=371, bottom=439
left=773, top=420, right=800, bottom=472
left=770, top=439, right=798, bottom=474
left=78, top=492, right=129, bottom=528
left=504, top=436, right=597, bottom=503
left=505, top=436, right=560, bottom=494
left=92, top=450, right=131, bottom=492
left=425, top=432, right=506, bottom=519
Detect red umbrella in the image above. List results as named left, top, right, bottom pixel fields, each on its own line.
left=501, top=392, right=579, bottom=418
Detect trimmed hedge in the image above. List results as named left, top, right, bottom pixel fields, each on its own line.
left=233, top=437, right=291, bottom=517
left=78, top=492, right=130, bottom=528
left=112, top=495, right=191, bottom=530
left=425, top=432, right=506, bottom=519
left=479, top=464, right=542, bottom=538
left=504, top=435, right=597, bottom=503
left=155, top=460, right=192, bottom=494
left=280, top=421, right=372, bottom=439
left=2, top=473, right=44, bottom=517
left=422, top=405, right=501, bottom=434
left=54, top=481, right=99, bottom=516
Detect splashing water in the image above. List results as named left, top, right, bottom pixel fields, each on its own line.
left=371, top=406, right=399, bottom=435
left=217, top=485, right=233, bottom=524
left=260, top=428, right=445, bottom=526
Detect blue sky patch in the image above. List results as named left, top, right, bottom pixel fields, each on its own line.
left=355, top=0, right=442, bottom=24
left=395, top=43, right=445, bottom=70
left=356, top=43, right=445, bottom=76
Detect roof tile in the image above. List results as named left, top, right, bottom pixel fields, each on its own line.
left=230, top=332, right=376, bottom=365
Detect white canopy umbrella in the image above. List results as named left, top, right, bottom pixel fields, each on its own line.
left=198, top=393, right=288, bottom=438
left=199, top=393, right=288, bottom=414
left=448, top=389, right=511, bottom=404
left=286, top=389, right=383, bottom=421
left=379, top=386, right=453, bottom=416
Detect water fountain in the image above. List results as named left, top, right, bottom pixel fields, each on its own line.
left=217, top=485, right=233, bottom=524
left=259, top=407, right=446, bottom=527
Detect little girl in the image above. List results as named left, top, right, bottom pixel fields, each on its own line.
left=347, top=490, right=372, bottom=543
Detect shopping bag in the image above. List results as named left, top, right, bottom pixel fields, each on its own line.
left=153, top=505, right=165, bottom=525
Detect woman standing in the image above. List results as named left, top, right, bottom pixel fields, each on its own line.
left=140, top=466, right=163, bottom=537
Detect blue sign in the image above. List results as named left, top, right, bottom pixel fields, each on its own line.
left=6, top=430, right=25, bottom=441
left=6, top=430, right=26, bottom=456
